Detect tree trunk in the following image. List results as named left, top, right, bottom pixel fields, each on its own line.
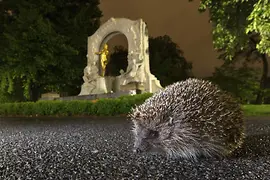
left=30, top=84, right=41, bottom=102
left=255, top=53, right=268, bottom=104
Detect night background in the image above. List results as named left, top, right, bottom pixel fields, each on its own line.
left=0, top=0, right=269, bottom=103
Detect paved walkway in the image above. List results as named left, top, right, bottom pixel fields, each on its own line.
left=0, top=117, right=269, bottom=179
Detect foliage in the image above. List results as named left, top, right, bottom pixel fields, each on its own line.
left=0, top=93, right=153, bottom=117
left=0, top=0, right=102, bottom=100
left=193, top=0, right=270, bottom=59
left=0, top=79, right=25, bottom=103
left=207, top=61, right=261, bottom=103
left=246, top=0, right=270, bottom=55
left=190, top=0, right=270, bottom=104
left=0, top=90, right=14, bottom=103
left=0, top=92, right=268, bottom=117
left=149, top=35, right=193, bottom=86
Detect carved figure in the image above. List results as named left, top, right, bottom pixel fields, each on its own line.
left=95, top=44, right=109, bottom=76
left=82, top=61, right=98, bottom=83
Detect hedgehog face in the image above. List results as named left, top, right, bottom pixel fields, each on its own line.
left=130, top=105, right=177, bottom=155
left=132, top=123, right=160, bottom=153
left=131, top=119, right=174, bottom=155
left=134, top=130, right=155, bottom=151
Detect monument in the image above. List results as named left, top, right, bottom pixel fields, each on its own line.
left=79, top=17, right=163, bottom=96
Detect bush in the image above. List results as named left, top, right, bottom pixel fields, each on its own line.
left=0, top=92, right=269, bottom=117
left=0, top=93, right=153, bottom=117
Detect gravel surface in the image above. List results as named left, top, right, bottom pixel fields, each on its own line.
left=0, top=117, right=270, bottom=180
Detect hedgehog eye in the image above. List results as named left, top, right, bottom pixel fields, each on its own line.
left=147, top=129, right=159, bottom=139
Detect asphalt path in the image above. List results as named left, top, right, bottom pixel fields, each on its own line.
left=0, top=116, right=270, bottom=180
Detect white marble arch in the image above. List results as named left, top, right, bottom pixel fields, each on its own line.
left=79, top=17, right=162, bottom=95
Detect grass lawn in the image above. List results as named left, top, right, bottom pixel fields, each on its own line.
left=243, top=105, right=270, bottom=117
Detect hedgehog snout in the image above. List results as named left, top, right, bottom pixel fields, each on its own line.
left=133, top=128, right=163, bottom=154
left=133, top=137, right=150, bottom=153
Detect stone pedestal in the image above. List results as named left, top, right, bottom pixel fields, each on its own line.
left=79, top=83, right=93, bottom=95
left=79, top=77, right=108, bottom=95
left=114, top=76, right=121, bottom=92
left=97, top=77, right=108, bottom=94
left=39, top=92, right=60, bottom=100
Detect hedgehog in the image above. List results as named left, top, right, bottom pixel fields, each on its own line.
left=128, top=78, right=245, bottom=161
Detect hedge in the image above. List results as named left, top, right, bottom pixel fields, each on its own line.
left=0, top=93, right=153, bottom=117
left=0, top=93, right=270, bottom=117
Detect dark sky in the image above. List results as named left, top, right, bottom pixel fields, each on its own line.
left=99, top=0, right=223, bottom=78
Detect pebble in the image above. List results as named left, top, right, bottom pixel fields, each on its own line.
left=0, top=117, right=269, bottom=179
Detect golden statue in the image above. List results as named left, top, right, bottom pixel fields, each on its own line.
left=95, top=44, right=109, bottom=76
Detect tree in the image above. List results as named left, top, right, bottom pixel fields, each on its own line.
left=149, top=35, right=193, bottom=86
left=190, top=0, right=270, bottom=104
left=207, top=61, right=261, bottom=103
left=0, top=0, right=102, bottom=101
